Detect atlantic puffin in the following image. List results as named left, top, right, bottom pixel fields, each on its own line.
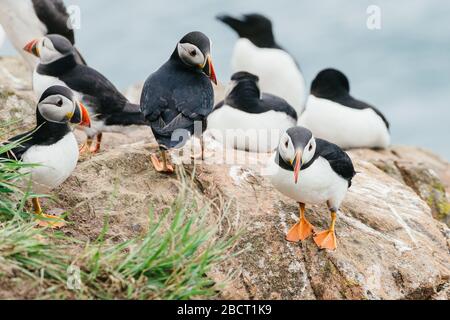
left=299, top=68, right=390, bottom=149
left=24, top=34, right=146, bottom=153
left=267, top=126, right=356, bottom=250
left=140, top=31, right=217, bottom=173
left=0, top=0, right=86, bottom=69
left=217, top=13, right=307, bottom=115
left=1, top=85, right=91, bottom=228
left=207, top=71, right=297, bottom=153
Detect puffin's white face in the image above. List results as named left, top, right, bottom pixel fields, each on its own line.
left=37, top=37, right=65, bottom=64
left=38, top=93, right=77, bottom=124
left=279, top=131, right=317, bottom=182
left=177, top=42, right=206, bottom=67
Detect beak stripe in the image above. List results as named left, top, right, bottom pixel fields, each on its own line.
left=294, top=151, right=302, bottom=184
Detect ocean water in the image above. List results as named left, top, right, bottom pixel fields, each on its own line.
left=1, top=0, right=449, bottom=159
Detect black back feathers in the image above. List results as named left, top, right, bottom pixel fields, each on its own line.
left=311, top=68, right=390, bottom=130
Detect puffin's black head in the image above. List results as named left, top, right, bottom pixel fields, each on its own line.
left=278, top=127, right=317, bottom=184
left=37, top=86, right=91, bottom=127
left=174, top=31, right=217, bottom=85
left=24, top=34, right=74, bottom=64
left=217, top=13, right=275, bottom=47
left=226, top=71, right=261, bottom=99
left=311, top=68, right=350, bottom=98
left=231, top=71, right=259, bottom=83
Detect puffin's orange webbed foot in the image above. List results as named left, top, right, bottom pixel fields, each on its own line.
left=79, top=138, right=93, bottom=155
left=313, top=210, right=338, bottom=250
left=313, top=229, right=337, bottom=250
left=286, top=217, right=314, bottom=242
left=35, top=214, right=66, bottom=229
left=150, top=154, right=174, bottom=174
left=286, top=203, right=314, bottom=242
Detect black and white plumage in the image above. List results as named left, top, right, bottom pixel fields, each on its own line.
left=207, top=71, right=297, bottom=152
left=24, top=34, right=145, bottom=153
left=299, top=68, right=390, bottom=149
left=217, top=13, right=307, bottom=115
left=0, top=0, right=86, bottom=69
left=1, top=86, right=90, bottom=227
left=140, top=31, right=217, bottom=173
left=268, top=126, right=356, bottom=250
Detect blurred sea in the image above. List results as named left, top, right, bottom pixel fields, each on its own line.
left=1, top=0, right=449, bottom=159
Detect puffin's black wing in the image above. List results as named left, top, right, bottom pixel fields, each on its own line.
left=0, top=131, right=36, bottom=161
left=334, top=94, right=390, bottom=130
left=61, top=64, right=129, bottom=117
left=315, top=138, right=356, bottom=187
left=141, top=71, right=214, bottom=149
left=31, top=0, right=75, bottom=44
left=261, top=93, right=298, bottom=120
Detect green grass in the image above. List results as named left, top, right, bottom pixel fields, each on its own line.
left=0, top=125, right=237, bottom=299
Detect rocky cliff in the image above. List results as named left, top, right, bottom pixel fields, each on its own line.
left=1, top=56, right=449, bottom=300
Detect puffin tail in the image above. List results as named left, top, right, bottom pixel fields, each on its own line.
left=105, top=105, right=147, bottom=126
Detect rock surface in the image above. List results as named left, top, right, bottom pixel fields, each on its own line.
left=1, top=57, right=450, bottom=300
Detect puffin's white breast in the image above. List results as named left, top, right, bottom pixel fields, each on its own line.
left=21, top=132, right=79, bottom=193
left=231, top=39, right=307, bottom=115
left=267, top=153, right=348, bottom=208
left=207, top=105, right=296, bottom=152
left=299, top=95, right=390, bottom=149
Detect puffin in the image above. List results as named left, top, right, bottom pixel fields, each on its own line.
left=217, top=13, right=307, bottom=115
left=0, top=0, right=86, bottom=69
left=299, top=68, right=390, bottom=149
left=267, top=126, right=356, bottom=250
left=140, top=31, right=217, bottom=173
left=207, top=71, right=297, bottom=153
left=24, top=34, right=146, bottom=153
left=1, top=85, right=91, bottom=228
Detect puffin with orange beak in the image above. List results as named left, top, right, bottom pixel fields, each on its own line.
left=1, top=85, right=91, bottom=228
left=141, top=31, right=217, bottom=173
left=268, top=126, right=356, bottom=250
left=23, top=34, right=146, bottom=154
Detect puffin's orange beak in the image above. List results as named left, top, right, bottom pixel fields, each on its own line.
left=293, top=151, right=302, bottom=184
left=23, top=39, right=40, bottom=57
left=78, top=102, right=91, bottom=128
left=202, top=55, right=217, bottom=85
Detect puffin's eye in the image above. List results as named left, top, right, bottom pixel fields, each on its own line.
left=285, top=141, right=289, bottom=148
left=56, top=99, right=63, bottom=107
left=190, top=49, right=197, bottom=57
left=309, top=144, right=313, bottom=151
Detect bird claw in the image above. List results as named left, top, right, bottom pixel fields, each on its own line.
left=150, top=154, right=174, bottom=174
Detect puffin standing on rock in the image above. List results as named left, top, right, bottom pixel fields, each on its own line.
left=299, top=68, right=390, bottom=149
left=268, top=126, right=355, bottom=250
left=140, top=31, right=217, bottom=173
left=217, top=13, right=307, bottom=115
left=0, top=85, right=91, bottom=228
left=24, top=34, right=146, bottom=153
left=0, top=0, right=86, bottom=69
left=208, top=71, right=297, bottom=152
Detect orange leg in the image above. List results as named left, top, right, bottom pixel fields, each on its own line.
left=90, top=133, right=102, bottom=154
left=313, top=211, right=338, bottom=250
left=80, top=137, right=93, bottom=154
left=150, top=150, right=174, bottom=174
left=32, top=198, right=66, bottom=229
left=286, top=203, right=315, bottom=242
